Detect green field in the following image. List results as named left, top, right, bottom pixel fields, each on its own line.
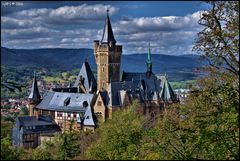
left=170, top=80, right=197, bottom=89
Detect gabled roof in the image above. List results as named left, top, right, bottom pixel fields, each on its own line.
left=73, top=60, right=97, bottom=93
left=119, top=90, right=131, bottom=106
left=101, top=9, right=116, bottom=44
left=36, top=91, right=94, bottom=112
left=14, top=115, right=61, bottom=134
left=121, top=71, right=162, bottom=101
left=16, top=115, right=56, bottom=127
left=28, top=74, right=41, bottom=101
left=98, top=90, right=109, bottom=106
left=107, top=81, right=139, bottom=107
left=83, top=105, right=96, bottom=126
left=160, top=76, right=176, bottom=102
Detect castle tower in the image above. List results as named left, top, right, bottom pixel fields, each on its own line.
left=146, top=42, right=152, bottom=74
left=28, top=72, right=41, bottom=116
left=93, top=9, right=122, bottom=91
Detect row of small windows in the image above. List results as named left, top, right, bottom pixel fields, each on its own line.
left=24, top=134, right=36, bottom=141
left=57, top=112, right=77, bottom=118
left=26, top=126, right=36, bottom=130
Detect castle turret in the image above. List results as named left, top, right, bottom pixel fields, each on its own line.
left=94, top=9, right=122, bottom=91
left=28, top=72, right=41, bottom=116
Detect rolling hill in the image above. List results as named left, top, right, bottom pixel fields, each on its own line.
left=1, top=47, right=205, bottom=81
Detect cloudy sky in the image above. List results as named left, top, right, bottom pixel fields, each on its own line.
left=1, top=1, right=209, bottom=55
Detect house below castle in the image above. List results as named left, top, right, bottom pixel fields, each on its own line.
left=12, top=115, right=61, bottom=149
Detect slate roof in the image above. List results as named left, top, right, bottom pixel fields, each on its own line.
left=107, top=81, right=145, bottom=107
left=160, top=76, right=177, bottom=102
left=16, top=116, right=53, bottom=127
left=99, top=90, right=109, bottom=106
left=83, top=105, right=96, bottom=126
left=28, top=74, right=41, bottom=101
left=52, top=87, right=78, bottom=93
left=101, top=10, right=116, bottom=44
left=73, top=60, right=97, bottom=93
left=121, top=71, right=177, bottom=102
left=121, top=72, right=162, bottom=100
left=36, top=91, right=94, bottom=112
left=15, top=115, right=61, bottom=134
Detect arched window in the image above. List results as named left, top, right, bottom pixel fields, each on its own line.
left=95, top=112, right=102, bottom=118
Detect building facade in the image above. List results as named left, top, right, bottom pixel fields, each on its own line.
left=12, top=115, right=61, bottom=149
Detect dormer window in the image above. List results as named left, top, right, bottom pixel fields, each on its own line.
left=83, top=101, right=88, bottom=108
left=64, top=97, right=71, bottom=106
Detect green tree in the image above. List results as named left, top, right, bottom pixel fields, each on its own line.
left=30, top=147, right=52, bottom=160
left=19, top=106, right=29, bottom=116
left=1, top=137, right=18, bottom=160
left=193, top=1, right=239, bottom=76
left=1, top=119, right=13, bottom=139
left=86, top=101, right=144, bottom=160
left=62, top=72, right=70, bottom=80
left=61, top=133, right=80, bottom=160
left=139, top=1, right=239, bottom=160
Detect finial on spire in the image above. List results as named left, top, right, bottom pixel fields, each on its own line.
left=164, top=72, right=168, bottom=79
left=101, top=7, right=116, bottom=44
left=85, top=57, right=88, bottom=63
left=107, top=8, right=109, bottom=16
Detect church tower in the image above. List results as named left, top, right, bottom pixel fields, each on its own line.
left=28, top=72, right=41, bottom=116
left=93, top=9, right=122, bottom=91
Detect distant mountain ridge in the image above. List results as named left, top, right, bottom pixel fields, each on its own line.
left=1, top=47, right=205, bottom=81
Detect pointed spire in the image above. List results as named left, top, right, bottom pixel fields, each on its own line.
left=28, top=72, right=41, bottom=102
left=148, top=42, right=151, bottom=62
left=147, top=42, right=152, bottom=73
left=160, top=75, right=176, bottom=102
left=101, top=8, right=116, bottom=45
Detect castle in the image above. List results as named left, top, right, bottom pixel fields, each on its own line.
left=12, top=10, right=178, bottom=148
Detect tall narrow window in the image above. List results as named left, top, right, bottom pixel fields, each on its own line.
left=102, top=67, right=104, bottom=72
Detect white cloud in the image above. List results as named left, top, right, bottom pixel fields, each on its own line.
left=2, top=27, right=60, bottom=40
left=10, top=4, right=119, bottom=26
left=1, top=4, right=204, bottom=55
left=113, top=11, right=203, bottom=35
left=1, top=16, right=36, bottom=29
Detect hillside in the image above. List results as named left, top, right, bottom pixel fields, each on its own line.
left=1, top=47, right=205, bottom=81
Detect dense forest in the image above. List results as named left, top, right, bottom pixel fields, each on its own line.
left=1, top=1, right=239, bottom=160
